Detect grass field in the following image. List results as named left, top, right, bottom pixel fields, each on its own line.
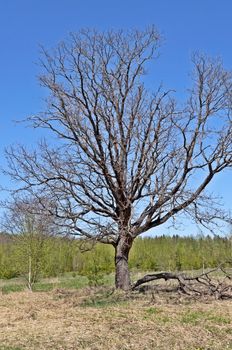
left=0, top=276, right=232, bottom=350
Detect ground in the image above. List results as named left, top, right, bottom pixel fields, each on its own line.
left=0, top=286, right=231, bottom=350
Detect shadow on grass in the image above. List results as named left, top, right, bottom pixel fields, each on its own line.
left=79, top=288, right=132, bottom=308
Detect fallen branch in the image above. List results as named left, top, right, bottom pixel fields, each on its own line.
left=132, top=262, right=232, bottom=299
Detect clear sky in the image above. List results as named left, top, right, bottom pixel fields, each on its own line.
left=0, top=0, right=231, bottom=235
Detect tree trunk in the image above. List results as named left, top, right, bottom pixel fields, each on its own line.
left=115, top=236, right=133, bottom=290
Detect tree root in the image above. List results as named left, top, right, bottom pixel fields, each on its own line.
left=132, top=262, right=232, bottom=299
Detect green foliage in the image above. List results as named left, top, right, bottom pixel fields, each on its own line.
left=130, top=235, right=232, bottom=272
left=13, top=231, right=46, bottom=288
left=0, top=238, right=20, bottom=279
left=0, top=233, right=232, bottom=283
left=78, top=244, right=114, bottom=286
left=40, top=237, right=79, bottom=277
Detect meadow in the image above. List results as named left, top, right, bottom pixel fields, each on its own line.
left=0, top=281, right=231, bottom=350
left=0, top=234, right=232, bottom=349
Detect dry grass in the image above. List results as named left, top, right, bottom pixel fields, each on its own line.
left=0, top=287, right=231, bottom=350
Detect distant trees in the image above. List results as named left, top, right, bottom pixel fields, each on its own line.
left=5, top=27, right=232, bottom=290
left=0, top=234, right=232, bottom=282
left=2, top=198, right=53, bottom=289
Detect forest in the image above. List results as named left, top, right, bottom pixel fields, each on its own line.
left=0, top=233, right=231, bottom=282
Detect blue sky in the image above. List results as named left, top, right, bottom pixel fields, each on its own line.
left=0, top=0, right=231, bottom=235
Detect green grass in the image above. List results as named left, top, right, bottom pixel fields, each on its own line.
left=81, top=298, right=120, bottom=308
left=32, top=282, right=55, bottom=292
left=1, top=284, right=25, bottom=294
left=181, top=310, right=204, bottom=325
left=0, top=274, right=90, bottom=294
left=0, top=271, right=116, bottom=294
left=80, top=289, right=129, bottom=308
left=58, top=275, right=89, bottom=289
left=181, top=310, right=231, bottom=326
left=143, top=307, right=171, bottom=323
left=33, top=276, right=89, bottom=292
left=207, top=314, right=231, bottom=325
left=145, top=306, right=161, bottom=315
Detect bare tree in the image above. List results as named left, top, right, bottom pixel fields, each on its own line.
left=5, top=27, right=232, bottom=290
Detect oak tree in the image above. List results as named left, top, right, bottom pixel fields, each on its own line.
left=6, top=28, right=232, bottom=290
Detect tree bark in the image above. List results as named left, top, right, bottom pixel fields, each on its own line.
left=115, top=236, right=133, bottom=290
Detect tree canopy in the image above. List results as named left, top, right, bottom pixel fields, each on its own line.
left=6, top=27, right=232, bottom=289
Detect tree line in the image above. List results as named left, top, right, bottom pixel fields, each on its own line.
left=0, top=233, right=231, bottom=282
